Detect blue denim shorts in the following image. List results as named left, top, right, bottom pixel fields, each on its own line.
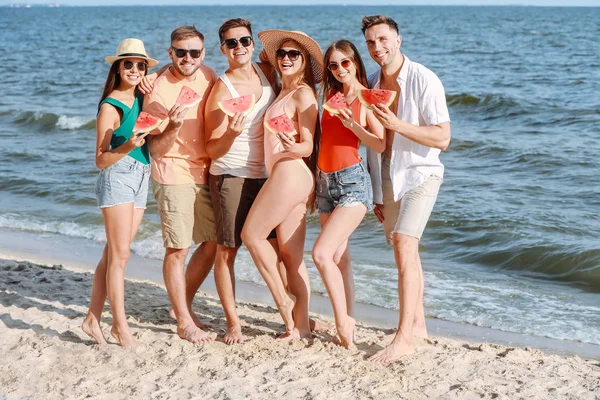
left=316, top=162, right=373, bottom=214
left=95, top=156, right=150, bottom=209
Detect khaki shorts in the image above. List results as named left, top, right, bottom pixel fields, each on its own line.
left=152, top=179, right=217, bottom=249
left=381, top=155, right=441, bottom=242
left=209, top=174, right=276, bottom=248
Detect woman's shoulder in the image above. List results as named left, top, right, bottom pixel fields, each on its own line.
left=292, top=85, right=317, bottom=104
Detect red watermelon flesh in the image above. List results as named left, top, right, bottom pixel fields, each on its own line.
left=133, top=112, right=162, bottom=133
left=176, top=86, right=201, bottom=108
left=264, top=113, right=297, bottom=135
left=218, top=94, right=256, bottom=117
left=357, top=89, right=397, bottom=109
left=322, top=91, right=349, bottom=116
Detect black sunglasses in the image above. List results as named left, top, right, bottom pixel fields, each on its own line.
left=221, top=36, right=253, bottom=50
left=328, top=59, right=352, bottom=72
left=170, top=46, right=204, bottom=59
left=122, top=60, right=148, bottom=72
left=276, top=49, right=302, bottom=61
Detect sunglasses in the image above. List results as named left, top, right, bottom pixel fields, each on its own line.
left=221, top=36, right=253, bottom=50
left=276, top=49, right=302, bottom=61
left=122, top=60, right=148, bottom=72
left=170, top=46, right=204, bottom=59
left=328, top=59, right=353, bottom=72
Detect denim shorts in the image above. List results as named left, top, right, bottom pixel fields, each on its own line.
left=316, top=162, right=373, bottom=214
left=95, top=156, right=150, bottom=209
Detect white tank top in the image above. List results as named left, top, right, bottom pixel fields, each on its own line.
left=209, top=62, right=277, bottom=179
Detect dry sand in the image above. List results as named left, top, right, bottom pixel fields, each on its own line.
left=1, top=257, right=599, bottom=400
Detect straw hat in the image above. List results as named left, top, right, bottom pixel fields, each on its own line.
left=105, top=38, right=159, bottom=68
left=258, top=30, right=324, bottom=83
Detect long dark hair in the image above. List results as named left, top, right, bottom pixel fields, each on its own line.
left=99, top=61, right=121, bottom=108
left=321, top=40, right=369, bottom=104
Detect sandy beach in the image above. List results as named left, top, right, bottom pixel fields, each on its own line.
left=1, top=254, right=599, bottom=400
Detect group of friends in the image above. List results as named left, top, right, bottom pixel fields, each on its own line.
left=81, top=14, right=451, bottom=366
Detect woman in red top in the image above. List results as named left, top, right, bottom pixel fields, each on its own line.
left=312, top=40, right=385, bottom=348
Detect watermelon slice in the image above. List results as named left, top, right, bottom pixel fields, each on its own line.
left=322, top=91, right=349, bottom=116
left=357, top=89, right=397, bottom=110
left=133, top=112, right=162, bottom=133
left=264, top=113, right=297, bottom=135
left=217, top=94, right=256, bottom=117
left=176, top=86, right=201, bottom=108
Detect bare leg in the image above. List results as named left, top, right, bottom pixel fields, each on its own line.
left=83, top=207, right=146, bottom=345
left=164, top=247, right=213, bottom=344
left=82, top=245, right=108, bottom=344
left=413, top=252, right=428, bottom=338
left=103, top=203, right=138, bottom=347
left=277, top=202, right=311, bottom=338
left=242, top=160, right=313, bottom=338
left=213, top=245, right=245, bottom=344
left=312, top=205, right=366, bottom=348
left=369, top=233, right=420, bottom=364
left=180, top=241, right=216, bottom=329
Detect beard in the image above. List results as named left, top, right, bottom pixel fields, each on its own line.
left=173, top=61, right=200, bottom=77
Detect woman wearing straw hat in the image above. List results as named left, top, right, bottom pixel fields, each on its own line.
left=241, top=30, right=322, bottom=339
left=82, top=38, right=158, bottom=347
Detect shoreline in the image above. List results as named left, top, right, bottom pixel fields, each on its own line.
left=1, top=227, right=599, bottom=360
left=1, top=229, right=599, bottom=398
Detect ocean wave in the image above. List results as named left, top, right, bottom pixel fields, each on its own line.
left=459, top=244, right=600, bottom=288
left=0, top=213, right=105, bottom=242
left=446, top=92, right=530, bottom=120
left=11, top=111, right=95, bottom=131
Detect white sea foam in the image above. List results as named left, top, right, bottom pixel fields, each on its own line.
left=56, top=115, right=94, bottom=130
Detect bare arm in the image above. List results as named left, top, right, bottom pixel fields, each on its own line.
left=257, top=59, right=281, bottom=95
left=95, top=104, right=149, bottom=169
left=336, top=107, right=386, bottom=153
left=138, top=64, right=170, bottom=95
left=372, top=104, right=451, bottom=150
left=204, top=80, right=246, bottom=160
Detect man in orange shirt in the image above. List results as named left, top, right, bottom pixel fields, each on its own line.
left=144, top=26, right=217, bottom=344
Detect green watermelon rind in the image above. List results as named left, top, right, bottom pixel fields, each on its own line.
left=357, top=89, right=397, bottom=110
left=133, top=112, right=162, bottom=133
left=264, top=113, right=297, bottom=136
left=177, top=86, right=202, bottom=108
left=322, top=91, right=348, bottom=116
left=218, top=94, right=256, bottom=117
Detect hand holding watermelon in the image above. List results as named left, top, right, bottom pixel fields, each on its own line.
left=128, top=131, right=151, bottom=149
left=276, top=131, right=298, bottom=153
left=335, top=108, right=356, bottom=130
left=371, top=102, right=399, bottom=131
left=226, top=112, right=247, bottom=137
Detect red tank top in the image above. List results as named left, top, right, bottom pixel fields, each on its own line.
left=318, top=94, right=365, bottom=173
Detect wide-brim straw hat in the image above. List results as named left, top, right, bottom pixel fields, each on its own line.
left=258, top=30, right=324, bottom=83
left=105, top=38, right=159, bottom=68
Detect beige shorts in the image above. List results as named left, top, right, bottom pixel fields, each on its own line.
left=152, top=179, right=217, bottom=249
left=381, top=155, right=441, bottom=242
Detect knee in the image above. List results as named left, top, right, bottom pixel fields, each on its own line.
left=241, top=228, right=257, bottom=249
left=165, top=248, right=188, bottom=266
left=312, top=246, right=333, bottom=272
left=108, top=247, right=130, bottom=269
left=392, top=234, right=419, bottom=270
left=215, top=246, right=237, bottom=269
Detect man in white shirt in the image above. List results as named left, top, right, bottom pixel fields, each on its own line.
left=362, top=15, right=451, bottom=365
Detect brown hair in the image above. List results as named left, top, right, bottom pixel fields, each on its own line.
left=361, top=15, right=399, bottom=35
left=218, top=18, right=252, bottom=43
left=99, top=61, right=121, bottom=108
left=171, top=25, right=204, bottom=43
left=320, top=40, right=369, bottom=104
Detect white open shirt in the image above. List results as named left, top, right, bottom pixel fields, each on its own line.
left=367, top=56, right=450, bottom=204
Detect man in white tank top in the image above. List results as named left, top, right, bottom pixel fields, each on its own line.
left=204, top=18, right=279, bottom=345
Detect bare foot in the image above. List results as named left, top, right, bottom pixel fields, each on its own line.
left=278, top=295, right=296, bottom=338
left=110, top=326, right=137, bottom=347
left=177, top=324, right=214, bottom=344
left=81, top=315, right=107, bottom=345
left=310, top=318, right=334, bottom=333
left=169, top=308, right=213, bottom=329
left=369, top=330, right=414, bottom=365
left=223, top=323, right=244, bottom=345
left=277, top=328, right=300, bottom=340
left=334, top=317, right=355, bottom=349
